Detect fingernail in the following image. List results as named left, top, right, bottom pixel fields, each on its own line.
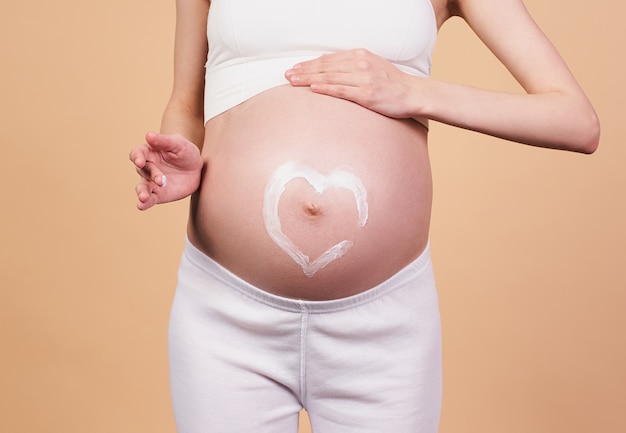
left=161, top=175, right=167, bottom=187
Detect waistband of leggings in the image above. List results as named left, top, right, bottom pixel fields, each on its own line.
left=181, top=236, right=432, bottom=314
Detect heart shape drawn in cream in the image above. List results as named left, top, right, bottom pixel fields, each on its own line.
left=263, top=161, right=369, bottom=277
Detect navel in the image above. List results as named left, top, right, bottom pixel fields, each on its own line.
left=303, top=200, right=323, bottom=217
left=262, top=160, right=369, bottom=277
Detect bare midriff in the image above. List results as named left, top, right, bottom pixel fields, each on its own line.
left=188, top=85, right=432, bottom=300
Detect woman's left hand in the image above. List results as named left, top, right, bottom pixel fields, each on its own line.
left=285, top=49, right=421, bottom=119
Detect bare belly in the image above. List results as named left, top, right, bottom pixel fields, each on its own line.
left=188, top=85, right=432, bottom=300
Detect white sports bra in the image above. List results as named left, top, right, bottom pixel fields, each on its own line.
left=204, top=0, right=437, bottom=123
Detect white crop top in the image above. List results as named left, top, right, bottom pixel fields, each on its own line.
left=204, top=0, right=438, bottom=123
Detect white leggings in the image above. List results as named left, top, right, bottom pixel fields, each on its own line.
left=169, top=238, right=442, bottom=433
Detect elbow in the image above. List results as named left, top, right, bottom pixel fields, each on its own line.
left=560, top=103, right=600, bottom=154
left=576, top=110, right=601, bottom=154
left=550, top=92, right=601, bottom=154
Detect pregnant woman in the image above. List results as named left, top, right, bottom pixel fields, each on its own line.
left=130, top=0, right=599, bottom=432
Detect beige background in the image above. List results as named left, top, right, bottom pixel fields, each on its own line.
left=1, top=1, right=624, bottom=432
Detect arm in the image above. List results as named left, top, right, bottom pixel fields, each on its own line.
left=422, top=0, right=599, bottom=153
left=129, top=0, right=209, bottom=210
left=285, top=0, right=599, bottom=153
left=161, top=0, right=209, bottom=145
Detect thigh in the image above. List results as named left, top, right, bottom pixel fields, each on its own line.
left=305, top=259, right=442, bottom=433
left=168, top=250, right=303, bottom=433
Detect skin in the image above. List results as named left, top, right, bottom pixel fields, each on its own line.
left=130, top=0, right=600, bottom=210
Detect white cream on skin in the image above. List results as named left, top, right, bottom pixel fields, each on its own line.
left=263, top=161, right=368, bottom=277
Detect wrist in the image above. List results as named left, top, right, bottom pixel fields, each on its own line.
left=405, top=75, right=432, bottom=121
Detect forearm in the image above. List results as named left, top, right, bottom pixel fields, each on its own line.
left=415, top=77, right=600, bottom=154
left=160, top=99, right=206, bottom=150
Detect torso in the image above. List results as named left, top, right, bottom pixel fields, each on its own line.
left=188, top=0, right=440, bottom=300
left=189, top=86, right=432, bottom=300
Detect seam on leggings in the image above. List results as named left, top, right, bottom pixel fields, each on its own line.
left=298, top=300, right=309, bottom=406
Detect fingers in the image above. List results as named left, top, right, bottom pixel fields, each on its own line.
left=286, top=50, right=378, bottom=88
left=129, top=134, right=172, bottom=184
left=145, top=131, right=186, bottom=153
left=132, top=154, right=166, bottom=211
left=288, top=49, right=373, bottom=73
left=134, top=173, right=167, bottom=211
left=310, top=83, right=365, bottom=102
left=134, top=158, right=164, bottom=183
left=287, top=70, right=362, bottom=87
left=140, top=161, right=167, bottom=186
left=129, top=132, right=174, bottom=159
left=130, top=132, right=181, bottom=211
left=129, top=144, right=149, bottom=169
left=135, top=179, right=157, bottom=211
left=129, top=133, right=182, bottom=169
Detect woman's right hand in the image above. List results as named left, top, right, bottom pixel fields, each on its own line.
left=129, top=132, right=204, bottom=211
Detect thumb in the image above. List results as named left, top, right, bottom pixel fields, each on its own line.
left=145, top=131, right=184, bottom=152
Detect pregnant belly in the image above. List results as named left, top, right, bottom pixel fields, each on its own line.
left=189, top=85, right=432, bottom=300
